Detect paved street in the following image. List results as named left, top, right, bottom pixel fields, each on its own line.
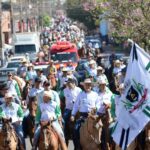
left=26, top=138, right=74, bottom=150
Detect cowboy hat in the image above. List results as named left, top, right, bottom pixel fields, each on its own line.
left=114, top=59, right=121, bottom=64
left=43, top=91, right=52, bottom=98
left=89, top=60, right=96, bottom=65
left=97, top=66, right=105, bottom=73
left=5, top=92, right=13, bottom=98
left=80, top=78, right=93, bottom=86
left=98, top=78, right=107, bottom=85
left=28, top=63, right=34, bottom=67
left=21, top=58, right=27, bottom=63
left=116, top=83, right=124, bottom=91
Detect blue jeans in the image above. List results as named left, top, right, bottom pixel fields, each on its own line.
left=13, top=123, right=26, bottom=149
left=22, top=110, right=29, bottom=138
left=73, top=113, right=88, bottom=149
left=63, top=109, right=72, bottom=139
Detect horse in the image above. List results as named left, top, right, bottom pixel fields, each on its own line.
left=0, top=118, right=18, bottom=150
left=80, top=112, right=103, bottom=150
left=26, top=96, right=38, bottom=146
left=145, top=122, right=150, bottom=150
left=38, top=121, right=59, bottom=150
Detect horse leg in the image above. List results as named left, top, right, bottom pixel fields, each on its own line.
left=30, top=137, right=33, bottom=146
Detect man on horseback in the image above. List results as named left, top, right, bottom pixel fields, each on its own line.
left=63, top=78, right=82, bottom=144
left=70, top=78, right=99, bottom=150
left=7, top=72, right=22, bottom=104
left=32, top=91, right=67, bottom=150
left=0, top=92, right=25, bottom=149
left=96, top=78, right=114, bottom=150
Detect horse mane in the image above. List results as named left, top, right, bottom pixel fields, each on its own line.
left=28, top=96, right=37, bottom=102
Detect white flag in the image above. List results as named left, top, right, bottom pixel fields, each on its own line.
left=112, top=43, right=150, bottom=150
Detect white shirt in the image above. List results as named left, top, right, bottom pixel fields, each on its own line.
left=28, top=87, right=44, bottom=104
left=113, top=67, right=122, bottom=74
left=60, top=76, right=68, bottom=88
left=97, top=89, right=113, bottom=114
left=72, top=91, right=99, bottom=116
left=87, top=68, right=97, bottom=77
left=0, top=102, right=22, bottom=123
left=7, top=80, right=18, bottom=96
left=64, top=86, right=82, bottom=110
left=39, top=90, right=60, bottom=106
left=114, top=95, right=122, bottom=119
left=40, top=101, right=57, bottom=121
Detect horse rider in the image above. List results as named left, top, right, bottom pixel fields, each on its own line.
left=0, top=82, right=9, bottom=105
left=7, top=72, right=22, bottom=104
left=63, top=78, right=82, bottom=142
left=42, top=80, right=61, bottom=106
left=0, top=92, right=25, bottom=149
left=17, top=58, right=28, bottom=77
left=32, top=91, right=67, bottom=150
left=70, top=78, right=99, bottom=150
left=46, top=59, right=57, bottom=77
left=110, top=83, right=124, bottom=121
left=36, top=69, right=47, bottom=86
left=27, top=77, right=44, bottom=104
left=23, top=77, right=44, bottom=136
left=96, top=78, right=114, bottom=150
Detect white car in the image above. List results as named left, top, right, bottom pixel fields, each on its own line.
left=9, top=56, right=29, bottom=62
left=5, top=60, right=22, bottom=69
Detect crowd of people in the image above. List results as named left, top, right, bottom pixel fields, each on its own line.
left=0, top=16, right=133, bottom=150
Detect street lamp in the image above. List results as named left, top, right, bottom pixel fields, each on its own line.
left=0, top=0, right=3, bottom=66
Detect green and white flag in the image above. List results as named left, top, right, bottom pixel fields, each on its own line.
left=112, top=43, right=150, bottom=150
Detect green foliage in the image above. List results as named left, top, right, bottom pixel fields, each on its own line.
left=99, top=0, right=150, bottom=50
left=66, top=0, right=98, bottom=29
left=42, top=14, right=51, bottom=27
left=67, top=6, right=96, bottom=30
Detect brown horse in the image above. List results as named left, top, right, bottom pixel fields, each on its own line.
left=145, top=122, right=150, bottom=150
left=0, top=118, right=18, bottom=150
left=26, top=96, right=38, bottom=146
left=38, top=121, right=59, bottom=150
left=80, top=113, right=103, bottom=150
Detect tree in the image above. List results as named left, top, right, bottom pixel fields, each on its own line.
left=92, top=0, right=150, bottom=50
left=42, top=14, right=51, bottom=27
left=65, top=0, right=97, bottom=30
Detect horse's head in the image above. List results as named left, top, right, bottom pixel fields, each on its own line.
left=28, top=96, right=38, bottom=116
left=1, top=118, right=13, bottom=146
left=40, top=121, right=52, bottom=150
left=40, top=121, right=51, bottom=129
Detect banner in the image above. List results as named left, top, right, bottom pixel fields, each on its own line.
left=112, top=43, right=150, bottom=150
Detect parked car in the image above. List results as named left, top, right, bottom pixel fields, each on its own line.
left=9, top=56, right=28, bottom=62
left=5, top=60, right=22, bottom=69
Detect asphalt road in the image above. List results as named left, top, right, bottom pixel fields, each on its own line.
left=25, top=138, right=74, bottom=150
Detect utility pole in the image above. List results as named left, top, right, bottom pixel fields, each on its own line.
left=10, top=0, right=15, bottom=34
left=0, top=0, right=4, bottom=67
left=19, top=0, right=23, bottom=32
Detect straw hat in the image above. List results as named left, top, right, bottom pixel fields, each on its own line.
left=114, top=59, right=121, bottom=64
left=5, top=92, right=13, bottom=98
left=21, top=58, right=27, bottom=63
left=116, top=83, right=124, bottom=91
left=28, top=63, right=34, bottom=67
left=43, top=91, right=52, bottom=98
left=97, top=66, right=105, bottom=73
left=98, top=78, right=107, bottom=85
left=62, top=67, right=69, bottom=72
left=89, top=60, right=96, bottom=65
left=80, top=78, right=93, bottom=86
